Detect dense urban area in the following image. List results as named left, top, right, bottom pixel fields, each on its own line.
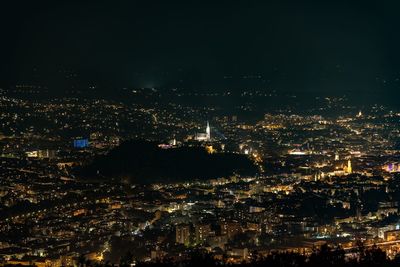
left=1, top=85, right=400, bottom=266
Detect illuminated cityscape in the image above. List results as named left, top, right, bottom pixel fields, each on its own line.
left=2, top=1, right=400, bottom=267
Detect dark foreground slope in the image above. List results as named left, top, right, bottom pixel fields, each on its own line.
left=75, top=140, right=257, bottom=184
left=95, top=245, right=396, bottom=267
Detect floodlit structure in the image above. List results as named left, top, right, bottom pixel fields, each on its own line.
left=195, top=121, right=211, bottom=141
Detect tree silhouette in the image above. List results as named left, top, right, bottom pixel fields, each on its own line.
left=109, top=245, right=400, bottom=267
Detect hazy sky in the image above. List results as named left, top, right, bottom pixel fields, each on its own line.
left=1, top=0, right=400, bottom=93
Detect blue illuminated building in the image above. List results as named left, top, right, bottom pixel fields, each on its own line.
left=73, top=138, right=89, bottom=148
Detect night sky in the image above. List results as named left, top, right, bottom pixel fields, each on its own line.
left=2, top=1, right=400, bottom=94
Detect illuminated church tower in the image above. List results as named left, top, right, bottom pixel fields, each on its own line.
left=347, top=159, right=352, bottom=174
left=194, top=121, right=212, bottom=141
left=206, top=121, right=211, bottom=141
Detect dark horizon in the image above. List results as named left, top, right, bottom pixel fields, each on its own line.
left=1, top=0, right=400, bottom=98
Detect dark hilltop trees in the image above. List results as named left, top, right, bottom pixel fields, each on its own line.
left=76, top=140, right=258, bottom=184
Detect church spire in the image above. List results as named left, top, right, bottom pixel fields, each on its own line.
left=206, top=121, right=211, bottom=141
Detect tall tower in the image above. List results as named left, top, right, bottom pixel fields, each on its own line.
left=347, top=159, right=352, bottom=174
left=206, top=121, right=211, bottom=141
